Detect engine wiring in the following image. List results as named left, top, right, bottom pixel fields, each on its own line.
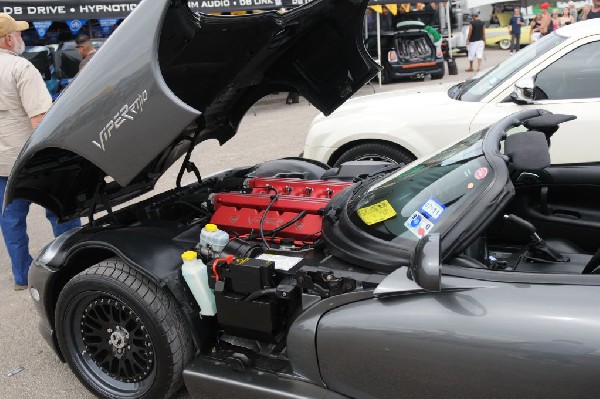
left=259, top=186, right=279, bottom=250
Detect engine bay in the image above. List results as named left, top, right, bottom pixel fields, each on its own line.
left=91, top=159, right=390, bottom=354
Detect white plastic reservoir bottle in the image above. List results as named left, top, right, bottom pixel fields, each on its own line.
left=199, top=223, right=229, bottom=254
left=181, top=251, right=217, bottom=317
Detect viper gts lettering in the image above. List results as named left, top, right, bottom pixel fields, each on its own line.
left=93, top=90, right=148, bottom=151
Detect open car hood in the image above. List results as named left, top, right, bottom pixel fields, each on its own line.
left=6, top=0, right=379, bottom=220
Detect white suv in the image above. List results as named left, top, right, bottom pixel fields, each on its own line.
left=304, top=20, right=600, bottom=166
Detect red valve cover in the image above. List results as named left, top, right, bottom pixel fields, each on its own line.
left=210, top=178, right=353, bottom=242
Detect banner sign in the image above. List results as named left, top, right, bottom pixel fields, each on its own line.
left=98, top=18, right=118, bottom=34
left=66, top=19, right=87, bottom=35
left=1, top=2, right=138, bottom=21
left=32, top=20, right=52, bottom=38
left=187, top=0, right=282, bottom=13
left=0, top=0, right=332, bottom=21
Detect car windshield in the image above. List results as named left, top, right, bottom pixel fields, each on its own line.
left=347, top=128, right=494, bottom=249
left=454, top=32, right=567, bottom=102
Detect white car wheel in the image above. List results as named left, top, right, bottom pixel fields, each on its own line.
left=499, top=39, right=511, bottom=50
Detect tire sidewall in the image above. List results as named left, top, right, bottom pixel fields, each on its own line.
left=334, top=143, right=415, bottom=167
left=55, top=272, right=176, bottom=399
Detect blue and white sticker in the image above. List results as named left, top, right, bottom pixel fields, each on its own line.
left=420, top=198, right=446, bottom=221
left=404, top=211, right=435, bottom=238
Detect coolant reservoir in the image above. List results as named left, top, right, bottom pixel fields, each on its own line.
left=200, top=223, right=229, bottom=254
left=181, top=251, right=217, bottom=316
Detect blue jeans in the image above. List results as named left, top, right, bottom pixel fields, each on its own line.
left=0, top=177, right=81, bottom=286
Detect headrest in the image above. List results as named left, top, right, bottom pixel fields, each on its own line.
left=505, top=130, right=551, bottom=172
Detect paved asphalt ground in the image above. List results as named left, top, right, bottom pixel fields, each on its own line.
left=0, top=49, right=509, bottom=399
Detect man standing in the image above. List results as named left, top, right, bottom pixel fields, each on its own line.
left=75, top=34, right=97, bottom=70
left=567, top=1, right=578, bottom=21
left=508, top=8, right=525, bottom=53
left=587, top=0, right=600, bottom=19
left=0, top=13, right=80, bottom=290
left=539, top=3, right=553, bottom=35
left=466, top=10, right=485, bottom=72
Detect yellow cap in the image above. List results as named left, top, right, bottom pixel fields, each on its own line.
left=181, top=251, right=197, bottom=261
left=204, top=223, right=217, bottom=232
left=0, top=13, right=29, bottom=38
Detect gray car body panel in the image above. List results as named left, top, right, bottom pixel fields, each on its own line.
left=317, top=279, right=600, bottom=398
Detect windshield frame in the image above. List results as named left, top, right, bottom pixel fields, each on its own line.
left=453, top=32, right=567, bottom=102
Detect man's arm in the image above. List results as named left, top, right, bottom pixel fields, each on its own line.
left=467, top=23, right=473, bottom=43
left=30, top=113, right=45, bottom=129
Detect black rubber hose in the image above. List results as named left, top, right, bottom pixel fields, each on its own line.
left=244, top=288, right=278, bottom=302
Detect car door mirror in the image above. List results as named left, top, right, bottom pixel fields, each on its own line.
left=511, top=77, right=535, bottom=104
left=410, top=233, right=441, bottom=292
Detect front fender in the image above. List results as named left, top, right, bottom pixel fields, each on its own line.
left=31, top=225, right=203, bottom=359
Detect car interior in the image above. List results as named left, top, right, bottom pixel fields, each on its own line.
left=458, top=113, right=600, bottom=275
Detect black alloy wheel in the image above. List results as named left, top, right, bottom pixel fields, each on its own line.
left=55, top=260, right=193, bottom=399
left=333, top=142, right=416, bottom=167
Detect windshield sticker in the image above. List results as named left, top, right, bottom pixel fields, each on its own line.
left=357, top=200, right=398, bottom=225
left=420, top=198, right=446, bottom=221
left=92, top=90, right=148, bottom=151
left=404, top=211, right=434, bottom=238
left=474, top=167, right=488, bottom=180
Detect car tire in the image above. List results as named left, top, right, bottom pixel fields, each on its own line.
left=431, top=65, right=445, bottom=80
left=55, top=259, right=194, bottom=399
left=381, top=67, right=393, bottom=85
left=499, top=39, right=511, bottom=50
left=333, top=143, right=416, bottom=166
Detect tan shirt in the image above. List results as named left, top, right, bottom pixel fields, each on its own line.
left=0, top=48, right=52, bottom=176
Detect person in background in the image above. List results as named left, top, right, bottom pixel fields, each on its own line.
left=0, top=13, right=81, bottom=291
left=380, top=6, right=393, bottom=32
left=586, top=0, right=600, bottom=19
left=508, top=8, right=525, bottom=53
left=530, top=13, right=543, bottom=42
left=424, top=24, right=442, bottom=55
left=75, top=34, right=97, bottom=70
left=560, top=7, right=575, bottom=26
left=539, top=2, right=553, bottom=36
left=567, top=1, right=578, bottom=21
left=365, top=8, right=377, bottom=36
left=551, top=8, right=561, bottom=30
left=466, top=9, right=485, bottom=72
left=580, top=5, right=590, bottom=20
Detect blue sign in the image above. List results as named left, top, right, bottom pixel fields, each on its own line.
left=98, top=19, right=119, bottom=35
left=32, top=21, right=52, bottom=39
left=66, top=19, right=87, bottom=36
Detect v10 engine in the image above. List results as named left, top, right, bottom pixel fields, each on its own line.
left=209, top=177, right=353, bottom=244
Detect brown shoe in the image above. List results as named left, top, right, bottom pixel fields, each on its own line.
left=14, top=284, right=27, bottom=291
left=465, top=68, right=474, bottom=72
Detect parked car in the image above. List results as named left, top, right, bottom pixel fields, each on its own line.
left=485, top=25, right=532, bottom=49
left=23, top=45, right=60, bottom=98
left=8, top=1, right=600, bottom=399
left=304, top=19, right=600, bottom=166
left=366, top=20, right=445, bottom=83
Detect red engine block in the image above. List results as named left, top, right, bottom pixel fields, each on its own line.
left=209, top=177, right=353, bottom=242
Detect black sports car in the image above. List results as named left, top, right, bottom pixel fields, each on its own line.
left=365, top=21, right=445, bottom=83
left=7, top=1, right=600, bottom=398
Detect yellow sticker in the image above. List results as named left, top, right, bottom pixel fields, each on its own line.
left=357, top=200, right=398, bottom=225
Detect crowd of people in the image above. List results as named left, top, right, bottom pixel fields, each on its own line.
left=527, top=0, right=600, bottom=48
